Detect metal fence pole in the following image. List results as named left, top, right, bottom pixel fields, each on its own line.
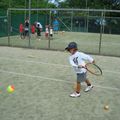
left=86, top=8, right=89, bottom=32
left=7, top=9, right=10, bottom=46
left=99, top=11, right=103, bottom=54
left=71, top=10, right=73, bottom=31
left=28, top=0, right=31, bottom=47
left=102, top=9, right=106, bottom=33
left=48, top=10, right=51, bottom=49
left=36, top=0, right=38, bottom=21
left=24, top=0, right=27, bottom=20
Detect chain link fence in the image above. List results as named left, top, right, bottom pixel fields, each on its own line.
left=0, top=8, right=120, bottom=56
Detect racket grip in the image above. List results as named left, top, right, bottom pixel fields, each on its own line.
left=92, top=60, right=95, bottom=64
left=78, top=66, right=86, bottom=68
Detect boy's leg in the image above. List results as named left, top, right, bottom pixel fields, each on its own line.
left=70, top=74, right=82, bottom=98
left=70, top=82, right=81, bottom=97
left=76, top=82, right=81, bottom=93
left=85, top=79, right=93, bottom=92
left=85, top=79, right=91, bottom=86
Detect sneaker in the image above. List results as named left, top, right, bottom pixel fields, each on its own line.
left=70, top=92, right=81, bottom=98
left=84, top=85, right=93, bottom=92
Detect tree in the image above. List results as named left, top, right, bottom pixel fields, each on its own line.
left=0, top=0, right=56, bottom=10
left=103, top=0, right=120, bottom=9
left=58, top=0, right=120, bottom=9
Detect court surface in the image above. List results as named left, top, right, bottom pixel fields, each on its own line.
left=0, top=47, right=120, bottom=120
left=0, top=32, right=120, bottom=56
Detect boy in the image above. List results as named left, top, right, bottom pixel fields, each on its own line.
left=65, top=42, right=94, bottom=98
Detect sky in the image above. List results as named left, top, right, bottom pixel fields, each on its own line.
left=48, top=0, right=63, bottom=6
left=49, top=0, right=65, bottom=4
left=50, top=0, right=64, bottom=2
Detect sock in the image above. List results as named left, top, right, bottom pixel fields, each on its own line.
left=76, top=91, right=80, bottom=94
left=87, top=83, right=91, bottom=86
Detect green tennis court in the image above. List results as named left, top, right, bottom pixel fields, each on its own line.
left=0, top=47, right=120, bottom=120
left=0, top=32, right=120, bottom=56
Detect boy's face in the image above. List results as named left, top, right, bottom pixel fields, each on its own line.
left=69, top=48, right=76, bottom=54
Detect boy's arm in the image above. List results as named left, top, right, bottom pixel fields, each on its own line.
left=80, top=53, right=95, bottom=63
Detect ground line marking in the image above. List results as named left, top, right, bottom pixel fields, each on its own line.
left=0, top=69, right=119, bottom=91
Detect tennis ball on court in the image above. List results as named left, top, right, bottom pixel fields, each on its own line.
left=104, top=105, right=109, bottom=110
left=7, top=85, right=15, bottom=93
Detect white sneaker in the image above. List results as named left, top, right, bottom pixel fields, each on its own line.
left=70, top=92, right=81, bottom=98
left=84, top=85, right=93, bottom=92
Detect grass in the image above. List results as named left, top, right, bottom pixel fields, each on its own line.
left=0, top=47, right=120, bottom=120
left=0, top=32, right=120, bottom=56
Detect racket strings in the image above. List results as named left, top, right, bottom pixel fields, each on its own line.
left=86, top=64, right=102, bottom=75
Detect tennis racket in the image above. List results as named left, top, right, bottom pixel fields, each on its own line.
left=84, top=63, right=102, bottom=76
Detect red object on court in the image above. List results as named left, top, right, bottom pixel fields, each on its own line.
left=19, top=24, right=24, bottom=33
left=11, top=85, right=15, bottom=90
left=31, top=25, right=35, bottom=34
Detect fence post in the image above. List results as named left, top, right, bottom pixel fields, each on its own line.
left=28, top=0, right=31, bottom=48
left=86, top=8, right=89, bottom=32
left=71, top=10, right=73, bottom=31
left=24, top=0, right=27, bottom=20
left=48, top=10, right=51, bottom=49
left=7, top=9, right=10, bottom=46
left=99, top=11, right=104, bottom=54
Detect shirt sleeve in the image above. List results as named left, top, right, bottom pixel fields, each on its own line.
left=80, top=53, right=94, bottom=63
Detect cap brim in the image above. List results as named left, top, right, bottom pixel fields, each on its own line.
left=65, top=47, right=70, bottom=51
left=65, top=47, right=68, bottom=50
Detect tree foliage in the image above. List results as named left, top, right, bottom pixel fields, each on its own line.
left=59, top=0, right=120, bottom=9
left=0, top=0, right=119, bottom=10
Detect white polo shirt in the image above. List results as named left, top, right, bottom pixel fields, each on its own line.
left=69, top=51, right=94, bottom=73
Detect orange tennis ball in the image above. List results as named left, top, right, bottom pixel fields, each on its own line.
left=7, top=85, right=15, bottom=93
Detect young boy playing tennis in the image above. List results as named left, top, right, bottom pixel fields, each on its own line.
left=65, top=42, right=95, bottom=97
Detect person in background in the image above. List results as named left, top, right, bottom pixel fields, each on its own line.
left=45, top=25, right=49, bottom=39
left=36, top=21, right=42, bottom=40
left=53, top=18, right=59, bottom=34
left=24, top=18, right=29, bottom=37
left=49, top=25, right=53, bottom=39
left=31, top=24, right=35, bottom=34
left=19, top=23, right=24, bottom=39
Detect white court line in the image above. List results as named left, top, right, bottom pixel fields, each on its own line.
left=0, top=69, right=120, bottom=91
left=0, top=56, right=119, bottom=74
left=0, top=57, right=70, bottom=68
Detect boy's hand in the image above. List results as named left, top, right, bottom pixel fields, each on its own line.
left=92, top=60, right=95, bottom=64
left=78, top=65, right=85, bottom=68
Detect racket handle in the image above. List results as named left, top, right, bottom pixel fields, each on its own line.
left=92, top=60, right=95, bottom=64
left=78, top=65, right=86, bottom=68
